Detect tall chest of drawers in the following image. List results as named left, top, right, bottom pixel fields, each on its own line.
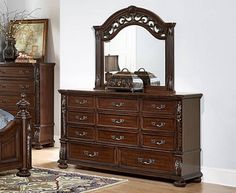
left=0, top=62, right=55, bottom=149
left=58, top=89, right=202, bottom=186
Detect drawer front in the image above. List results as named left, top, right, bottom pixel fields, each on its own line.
left=97, top=97, right=138, bottom=111
left=0, top=67, right=34, bottom=78
left=68, top=96, right=94, bottom=108
left=0, top=95, right=35, bottom=108
left=120, top=148, right=174, bottom=172
left=142, top=100, right=177, bottom=114
left=68, top=143, right=115, bottom=164
left=142, top=117, right=175, bottom=131
left=67, top=126, right=95, bottom=140
left=67, top=111, right=95, bottom=125
left=142, top=134, right=174, bottom=150
left=0, top=80, right=34, bottom=93
left=98, top=130, right=138, bottom=145
left=98, top=113, right=138, bottom=129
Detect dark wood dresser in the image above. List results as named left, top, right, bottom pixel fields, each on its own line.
left=58, top=89, right=202, bottom=186
left=0, top=62, right=55, bottom=149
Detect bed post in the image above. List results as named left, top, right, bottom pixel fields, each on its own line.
left=15, top=93, right=32, bottom=177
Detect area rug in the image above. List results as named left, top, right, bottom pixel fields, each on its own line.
left=0, top=167, right=127, bottom=193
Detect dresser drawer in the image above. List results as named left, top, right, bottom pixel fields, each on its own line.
left=0, top=95, right=35, bottom=108
left=0, top=67, right=34, bottom=78
left=142, top=117, right=175, bottom=131
left=142, top=100, right=177, bottom=114
left=142, top=134, right=175, bottom=150
left=67, top=126, right=95, bottom=141
left=98, top=113, right=138, bottom=129
left=67, top=111, right=95, bottom=125
left=68, top=143, right=115, bottom=164
left=120, top=148, right=174, bottom=172
left=68, top=96, right=94, bottom=108
left=97, top=97, right=138, bottom=111
left=98, top=130, right=138, bottom=145
left=0, top=80, right=34, bottom=93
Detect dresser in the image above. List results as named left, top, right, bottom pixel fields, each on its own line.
left=58, top=89, right=202, bottom=186
left=0, top=62, right=55, bottom=149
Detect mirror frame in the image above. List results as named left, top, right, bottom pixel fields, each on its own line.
left=93, top=5, right=176, bottom=94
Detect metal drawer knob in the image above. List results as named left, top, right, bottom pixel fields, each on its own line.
left=138, top=158, right=155, bottom=165
left=19, top=84, right=30, bottom=89
left=111, top=118, right=124, bottom=124
left=75, top=115, right=88, bottom=121
left=151, top=139, right=166, bottom=145
left=75, top=99, right=88, bottom=105
left=151, top=121, right=165, bottom=128
left=75, top=131, right=87, bottom=136
left=0, top=99, right=8, bottom=103
left=111, top=135, right=125, bottom=141
left=111, top=102, right=124, bottom=108
left=83, top=150, right=98, bottom=157
left=151, top=104, right=166, bottom=110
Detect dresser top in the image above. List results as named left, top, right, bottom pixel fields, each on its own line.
left=58, top=89, right=202, bottom=99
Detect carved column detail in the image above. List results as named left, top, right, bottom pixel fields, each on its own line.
left=175, top=157, right=183, bottom=176
left=61, top=95, right=67, bottom=139
left=176, top=101, right=182, bottom=152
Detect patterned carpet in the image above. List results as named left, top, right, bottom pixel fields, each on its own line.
left=0, top=167, right=127, bottom=193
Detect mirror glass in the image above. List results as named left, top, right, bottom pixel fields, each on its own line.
left=104, top=25, right=165, bottom=86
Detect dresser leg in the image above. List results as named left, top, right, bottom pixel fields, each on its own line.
left=58, top=160, right=68, bottom=169
left=17, top=169, right=31, bottom=177
left=33, top=144, right=43, bottom=150
left=173, top=179, right=186, bottom=187
left=193, top=177, right=202, bottom=183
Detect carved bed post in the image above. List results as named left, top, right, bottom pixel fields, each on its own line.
left=16, top=93, right=32, bottom=177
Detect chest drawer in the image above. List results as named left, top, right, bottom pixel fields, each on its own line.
left=97, top=97, right=138, bottom=111
left=98, top=130, right=138, bottom=146
left=0, top=80, right=34, bottom=93
left=142, top=117, right=175, bottom=132
left=98, top=113, right=138, bottom=129
left=68, top=96, right=94, bottom=108
left=67, top=126, right=95, bottom=141
left=119, top=148, right=174, bottom=172
left=142, top=100, right=177, bottom=114
left=68, top=143, right=115, bottom=164
left=0, top=95, right=35, bottom=108
left=0, top=67, right=34, bottom=78
left=67, top=111, right=95, bottom=125
left=142, top=134, right=175, bottom=150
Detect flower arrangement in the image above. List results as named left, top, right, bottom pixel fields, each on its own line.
left=0, top=0, right=40, bottom=39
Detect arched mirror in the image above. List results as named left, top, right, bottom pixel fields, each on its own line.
left=94, top=5, right=176, bottom=94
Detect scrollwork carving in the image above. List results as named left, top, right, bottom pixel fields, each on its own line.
left=176, top=101, right=182, bottom=152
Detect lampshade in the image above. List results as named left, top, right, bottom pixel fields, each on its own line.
left=105, top=55, right=120, bottom=72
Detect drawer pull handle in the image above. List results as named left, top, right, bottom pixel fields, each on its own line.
left=111, top=135, right=125, bottom=141
left=112, top=102, right=124, bottom=108
left=151, top=122, right=165, bottom=128
left=75, top=131, right=87, bottom=136
left=111, top=118, right=124, bottom=124
left=83, top=150, right=98, bottom=157
left=19, top=70, right=30, bottom=74
left=151, top=139, right=166, bottom=145
left=0, top=99, right=8, bottom=103
left=19, top=85, right=30, bottom=89
left=75, top=115, right=88, bottom=121
left=76, top=99, right=88, bottom=105
left=138, top=158, right=155, bottom=165
left=151, top=104, right=166, bottom=110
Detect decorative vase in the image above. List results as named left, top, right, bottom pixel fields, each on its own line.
left=0, top=34, right=6, bottom=62
left=3, top=36, right=18, bottom=62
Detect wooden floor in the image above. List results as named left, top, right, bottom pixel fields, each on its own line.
left=32, top=147, right=236, bottom=193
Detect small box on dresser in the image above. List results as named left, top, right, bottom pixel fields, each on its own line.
left=58, top=89, right=202, bottom=187
left=0, top=62, right=55, bottom=149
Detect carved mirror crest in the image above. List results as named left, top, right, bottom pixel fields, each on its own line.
left=94, top=5, right=176, bottom=94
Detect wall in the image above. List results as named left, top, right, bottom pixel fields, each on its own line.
left=7, top=0, right=60, bottom=145
left=60, top=0, right=236, bottom=187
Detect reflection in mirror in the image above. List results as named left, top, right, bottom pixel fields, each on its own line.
left=104, top=25, right=165, bottom=86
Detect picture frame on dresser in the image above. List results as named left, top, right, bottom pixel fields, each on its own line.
left=12, top=19, right=48, bottom=62
left=58, top=5, right=202, bottom=187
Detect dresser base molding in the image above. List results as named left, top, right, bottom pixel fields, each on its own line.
left=58, top=89, right=202, bottom=187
